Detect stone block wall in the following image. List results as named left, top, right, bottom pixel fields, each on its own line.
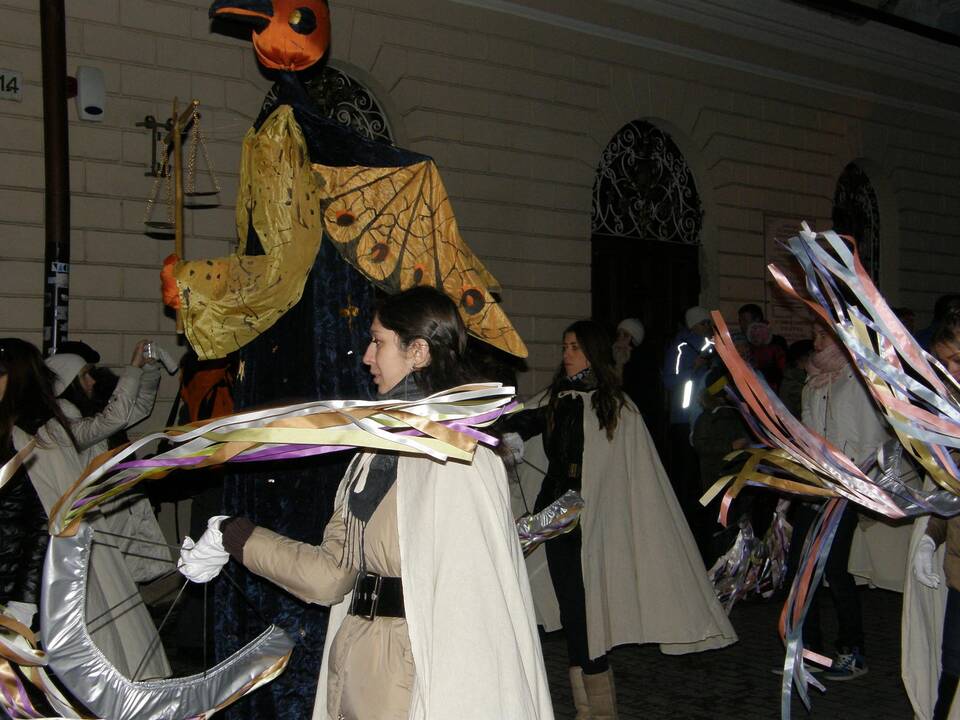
left=0, top=0, right=271, bottom=426
left=1, top=0, right=958, bottom=402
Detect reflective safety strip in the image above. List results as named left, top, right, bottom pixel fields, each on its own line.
left=674, top=342, right=688, bottom=375
left=681, top=380, right=693, bottom=409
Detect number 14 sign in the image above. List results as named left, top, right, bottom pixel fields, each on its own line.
left=0, top=69, right=22, bottom=101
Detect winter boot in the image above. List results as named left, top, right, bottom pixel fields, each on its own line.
left=934, top=672, right=959, bottom=720
left=569, top=666, right=592, bottom=720
left=583, top=668, right=618, bottom=720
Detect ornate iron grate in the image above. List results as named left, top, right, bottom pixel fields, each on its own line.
left=592, top=120, right=703, bottom=245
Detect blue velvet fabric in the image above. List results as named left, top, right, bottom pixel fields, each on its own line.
left=215, top=76, right=415, bottom=719
left=216, top=237, right=375, bottom=720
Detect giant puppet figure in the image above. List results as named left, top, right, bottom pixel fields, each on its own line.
left=161, top=2, right=527, bottom=718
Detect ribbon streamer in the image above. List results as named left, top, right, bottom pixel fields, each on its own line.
left=0, top=383, right=519, bottom=720
left=702, top=226, right=960, bottom=719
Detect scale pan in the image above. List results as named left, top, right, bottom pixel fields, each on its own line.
left=184, top=190, right=219, bottom=197
left=144, top=221, right=175, bottom=229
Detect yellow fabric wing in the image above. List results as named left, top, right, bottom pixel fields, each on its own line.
left=173, top=105, right=324, bottom=360
left=315, top=162, right=528, bottom=358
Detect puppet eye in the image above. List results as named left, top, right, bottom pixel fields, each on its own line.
left=460, top=288, right=485, bottom=315
left=289, top=7, right=317, bottom=35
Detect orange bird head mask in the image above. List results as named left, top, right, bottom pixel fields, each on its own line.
left=210, top=0, right=330, bottom=72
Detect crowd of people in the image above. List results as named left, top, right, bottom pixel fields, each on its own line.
left=4, top=289, right=960, bottom=719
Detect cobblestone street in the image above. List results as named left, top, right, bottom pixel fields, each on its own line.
left=541, top=588, right=913, bottom=719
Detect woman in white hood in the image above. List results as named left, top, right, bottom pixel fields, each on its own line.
left=45, top=340, right=160, bottom=465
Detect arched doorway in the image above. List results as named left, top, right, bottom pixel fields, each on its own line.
left=832, top=162, right=880, bottom=281
left=591, top=120, right=704, bottom=451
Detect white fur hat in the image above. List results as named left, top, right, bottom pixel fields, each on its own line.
left=617, top=318, right=645, bottom=346
left=45, top=353, right=87, bottom=397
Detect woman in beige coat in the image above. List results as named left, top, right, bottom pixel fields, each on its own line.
left=180, top=287, right=554, bottom=720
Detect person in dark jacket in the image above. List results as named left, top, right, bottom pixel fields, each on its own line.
left=0, top=340, right=76, bottom=613
left=691, top=369, right=751, bottom=562
left=502, top=321, right=631, bottom=718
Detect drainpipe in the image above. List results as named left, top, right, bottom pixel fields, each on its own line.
left=39, top=0, right=70, bottom=355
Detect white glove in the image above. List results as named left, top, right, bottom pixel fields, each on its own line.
left=501, top=432, right=525, bottom=467
left=178, top=515, right=230, bottom=583
left=913, top=534, right=942, bottom=589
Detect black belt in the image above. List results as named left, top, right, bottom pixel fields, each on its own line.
left=348, top=571, right=405, bottom=620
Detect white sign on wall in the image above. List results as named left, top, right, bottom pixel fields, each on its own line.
left=0, top=69, right=22, bottom=101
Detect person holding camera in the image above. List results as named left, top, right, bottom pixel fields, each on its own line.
left=46, top=339, right=166, bottom=464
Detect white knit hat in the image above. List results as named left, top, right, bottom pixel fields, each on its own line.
left=45, top=353, right=87, bottom=397
left=617, top=318, right=645, bottom=346
left=684, top=306, right=711, bottom=329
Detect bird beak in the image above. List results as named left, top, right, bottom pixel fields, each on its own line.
left=209, top=0, right=273, bottom=32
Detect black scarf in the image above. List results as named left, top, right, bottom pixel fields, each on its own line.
left=342, top=373, right=423, bottom=570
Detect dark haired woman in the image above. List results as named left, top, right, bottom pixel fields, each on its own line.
left=505, top=320, right=736, bottom=719
left=180, top=287, right=553, bottom=720
left=0, top=338, right=170, bottom=680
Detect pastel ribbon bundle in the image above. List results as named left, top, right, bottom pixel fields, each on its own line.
left=703, top=226, right=960, bottom=718
left=0, top=383, right=518, bottom=720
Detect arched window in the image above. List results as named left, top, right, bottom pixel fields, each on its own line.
left=305, top=66, right=393, bottom=143
left=832, top=162, right=880, bottom=281
left=260, top=66, right=393, bottom=144
left=592, top=120, right=703, bottom=244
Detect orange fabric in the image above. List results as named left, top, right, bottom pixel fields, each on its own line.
left=180, top=360, right=235, bottom=422
left=161, top=253, right=181, bottom=309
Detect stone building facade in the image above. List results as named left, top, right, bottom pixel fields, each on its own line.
left=1, top=0, right=958, bottom=416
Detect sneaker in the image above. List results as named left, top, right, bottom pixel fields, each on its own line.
left=823, top=649, right=868, bottom=681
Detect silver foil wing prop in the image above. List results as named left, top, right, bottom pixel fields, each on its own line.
left=41, top=523, right=295, bottom=720
left=875, top=439, right=960, bottom=517
left=516, top=489, right=584, bottom=556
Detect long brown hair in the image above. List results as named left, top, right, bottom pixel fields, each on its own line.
left=0, top=338, right=78, bottom=451
left=932, top=309, right=960, bottom=349
left=548, top=320, right=625, bottom=440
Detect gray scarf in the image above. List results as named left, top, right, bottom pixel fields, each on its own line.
left=342, top=373, right=423, bottom=570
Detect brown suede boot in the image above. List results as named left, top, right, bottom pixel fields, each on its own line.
left=583, top=668, right=618, bottom=720
left=569, top=666, right=592, bottom=720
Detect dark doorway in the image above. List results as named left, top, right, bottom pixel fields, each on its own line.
left=591, top=235, right=700, bottom=456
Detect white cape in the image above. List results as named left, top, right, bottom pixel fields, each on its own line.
left=315, top=447, right=554, bottom=720
left=902, top=510, right=960, bottom=720
left=848, top=514, right=914, bottom=592
left=514, top=391, right=737, bottom=658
